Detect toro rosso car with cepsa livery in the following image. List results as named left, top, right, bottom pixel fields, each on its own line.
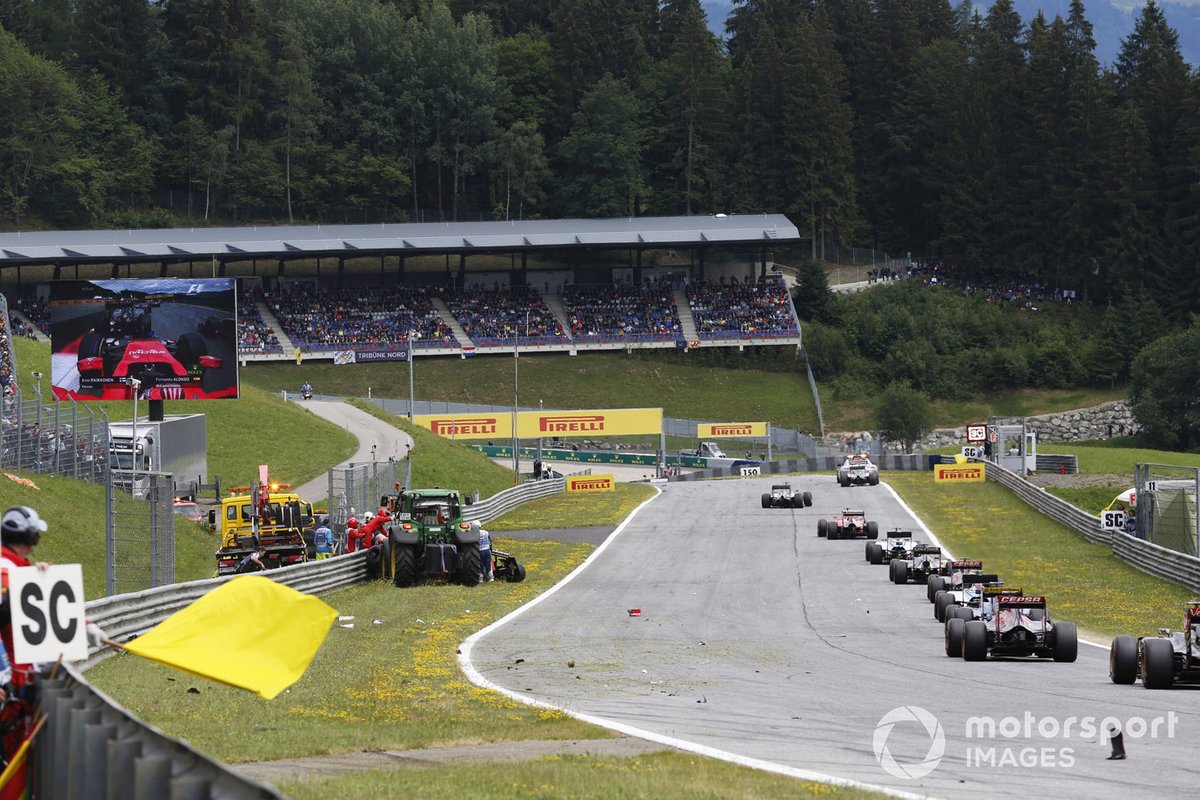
left=949, top=592, right=1078, bottom=662
left=71, top=296, right=227, bottom=400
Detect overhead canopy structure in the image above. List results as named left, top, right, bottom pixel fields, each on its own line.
left=0, top=214, right=800, bottom=272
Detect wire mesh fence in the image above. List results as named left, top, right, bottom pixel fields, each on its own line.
left=106, top=470, right=176, bottom=595
left=327, top=459, right=398, bottom=553
left=1, top=387, right=110, bottom=483
left=1135, top=463, right=1200, bottom=557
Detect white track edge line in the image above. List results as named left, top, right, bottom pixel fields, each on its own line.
left=882, top=480, right=1110, bottom=651
left=459, top=483, right=938, bottom=800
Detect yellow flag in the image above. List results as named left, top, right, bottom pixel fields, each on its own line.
left=123, top=576, right=337, bottom=699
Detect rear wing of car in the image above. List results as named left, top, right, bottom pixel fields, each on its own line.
left=997, top=595, right=1047, bottom=608
left=913, top=544, right=941, bottom=556
left=962, top=573, right=1000, bottom=586
left=843, top=509, right=865, bottom=517
left=772, top=484, right=791, bottom=490
left=886, top=530, right=913, bottom=539
left=983, top=585, right=1020, bottom=597
left=951, top=559, right=982, bottom=569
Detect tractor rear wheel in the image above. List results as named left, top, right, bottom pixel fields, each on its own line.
left=458, top=544, right=482, bottom=587
left=1110, top=635, right=1138, bottom=684
left=392, top=543, right=418, bottom=588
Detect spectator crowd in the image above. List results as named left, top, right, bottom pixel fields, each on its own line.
left=268, top=285, right=455, bottom=351
left=443, top=287, right=565, bottom=345
left=562, top=282, right=682, bottom=342
left=687, top=277, right=799, bottom=339
left=236, top=287, right=283, bottom=354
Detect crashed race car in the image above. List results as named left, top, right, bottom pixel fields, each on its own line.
left=837, top=454, right=879, bottom=487
left=888, top=544, right=946, bottom=585
left=927, top=559, right=984, bottom=602
left=934, top=572, right=1002, bottom=622
left=948, top=593, right=1077, bottom=662
left=866, top=529, right=915, bottom=564
left=1110, top=601, right=1200, bottom=689
left=818, top=509, right=878, bottom=539
left=761, top=483, right=812, bottom=509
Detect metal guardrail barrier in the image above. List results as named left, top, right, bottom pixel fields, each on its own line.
left=670, top=454, right=926, bottom=481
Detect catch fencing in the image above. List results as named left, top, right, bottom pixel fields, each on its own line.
left=106, top=470, right=176, bottom=595
left=1134, top=463, right=1199, bottom=557
left=327, top=458, right=399, bottom=550
left=0, top=386, right=110, bottom=483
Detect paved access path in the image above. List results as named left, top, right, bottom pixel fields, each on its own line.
left=292, top=399, right=413, bottom=502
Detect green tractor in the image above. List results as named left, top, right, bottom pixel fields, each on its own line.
left=382, top=488, right=482, bottom=587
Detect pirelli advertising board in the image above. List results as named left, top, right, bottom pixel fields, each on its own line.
left=697, top=422, right=768, bottom=438
left=567, top=474, right=615, bottom=492
left=415, top=408, right=663, bottom=440
left=934, top=463, right=986, bottom=483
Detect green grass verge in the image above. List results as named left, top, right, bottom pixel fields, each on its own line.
left=277, top=751, right=885, bottom=800
left=345, top=399, right=516, bottom=499
left=242, top=353, right=822, bottom=433
left=1041, top=442, right=1200, bottom=475
left=885, top=473, right=1194, bottom=640
left=487, top=483, right=656, bottom=531
left=86, top=543, right=605, bottom=763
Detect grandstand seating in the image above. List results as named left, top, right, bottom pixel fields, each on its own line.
left=236, top=288, right=283, bottom=354
left=267, top=286, right=455, bottom=350
left=561, top=283, right=682, bottom=343
left=442, top=287, right=566, bottom=346
left=687, top=278, right=798, bottom=339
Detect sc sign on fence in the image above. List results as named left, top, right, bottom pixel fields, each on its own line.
left=9, top=564, right=88, bottom=663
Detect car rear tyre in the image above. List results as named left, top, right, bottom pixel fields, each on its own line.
left=962, top=620, right=988, bottom=661
left=866, top=521, right=879, bottom=539
left=828, top=523, right=839, bottom=541
left=176, top=332, right=207, bottom=369
left=817, top=519, right=828, bottom=538
left=761, top=494, right=770, bottom=509
left=928, top=575, right=945, bottom=602
left=946, top=618, right=966, bottom=657
left=1141, top=637, right=1175, bottom=689
left=1110, top=635, right=1138, bottom=684
left=889, top=559, right=908, bottom=584
left=934, top=591, right=951, bottom=621
left=869, top=473, right=880, bottom=486
left=803, top=492, right=812, bottom=506
left=1052, top=621, right=1078, bottom=662
left=951, top=606, right=974, bottom=622
left=868, top=543, right=883, bottom=565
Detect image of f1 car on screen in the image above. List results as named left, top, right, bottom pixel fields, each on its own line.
left=926, top=559, right=984, bottom=603
left=818, top=509, right=878, bottom=539
left=762, top=482, right=812, bottom=508
left=948, top=592, right=1078, bottom=662
left=887, top=543, right=946, bottom=585
left=1110, top=601, right=1200, bottom=689
left=865, top=529, right=915, bottom=564
left=73, top=295, right=223, bottom=399
left=837, top=454, right=879, bottom=487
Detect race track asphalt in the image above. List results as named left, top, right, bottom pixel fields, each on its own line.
left=467, top=476, right=1200, bottom=799
left=292, top=400, right=414, bottom=502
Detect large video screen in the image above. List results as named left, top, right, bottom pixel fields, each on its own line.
left=50, top=278, right=239, bottom=401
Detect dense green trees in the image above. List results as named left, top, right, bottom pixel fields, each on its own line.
left=0, top=0, right=1197, bottom=323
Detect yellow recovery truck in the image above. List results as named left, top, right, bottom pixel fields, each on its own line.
left=209, top=470, right=315, bottom=575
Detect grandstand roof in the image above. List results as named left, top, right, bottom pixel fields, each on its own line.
left=0, top=214, right=799, bottom=268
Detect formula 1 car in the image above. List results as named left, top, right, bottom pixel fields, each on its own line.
left=1110, top=601, right=1200, bottom=689
left=866, top=529, right=915, bottom=564
left=74, top=296, right=223, bottom=399
left=762, top=483, right=812, bottom=509
left=927, top=559, right=983, bottom=602
left=837, top=454, right=879, bottom=487
left=888, top=544, right=946, bottom=585
left=951, top=593, right=1077, bottom=662
left=934, top=572, right=1002, bottom=622
left=818, top=509, right=878, bottom=539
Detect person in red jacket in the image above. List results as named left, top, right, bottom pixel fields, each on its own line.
left=345, top=516, right=367, bottom=553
